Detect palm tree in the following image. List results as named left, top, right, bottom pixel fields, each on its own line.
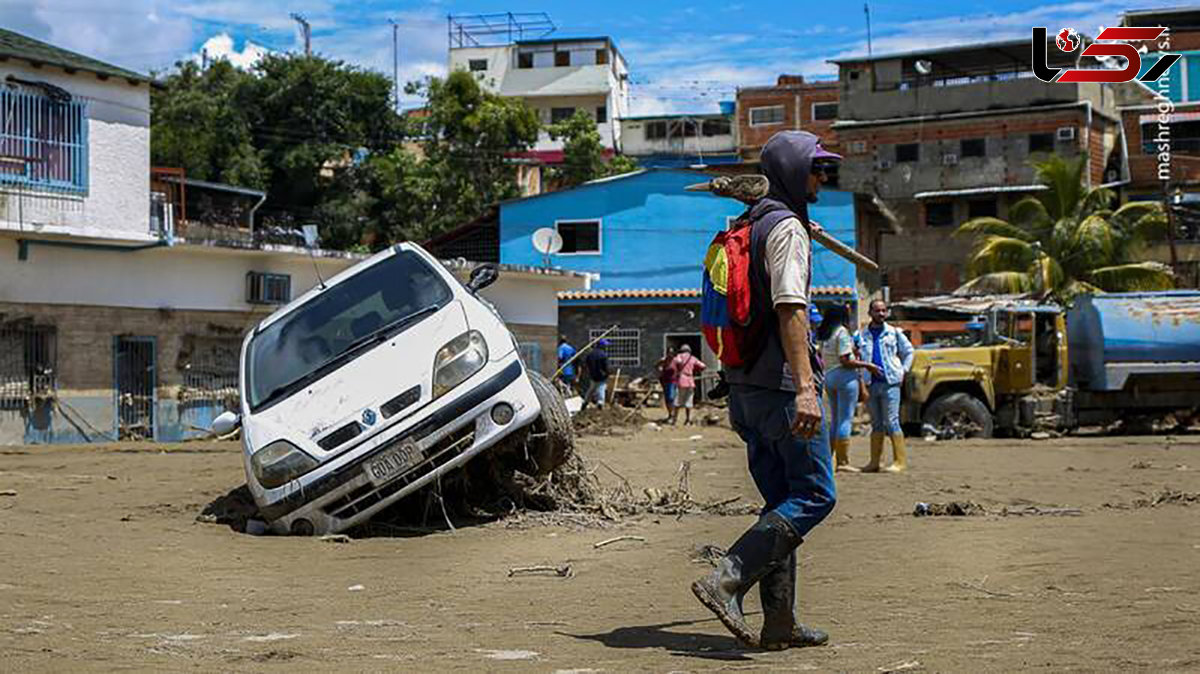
left=954, top=154, right=1174, bottom=301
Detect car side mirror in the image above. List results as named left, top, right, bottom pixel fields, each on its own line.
left=466, top=263, right=499, bottom=293
left=212, top=410, right=241, bottom=436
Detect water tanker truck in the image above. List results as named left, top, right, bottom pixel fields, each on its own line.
left=901, top=291, right=1200, bottom=437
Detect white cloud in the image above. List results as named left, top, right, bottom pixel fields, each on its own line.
left=195, top=33, right=271, bottom=70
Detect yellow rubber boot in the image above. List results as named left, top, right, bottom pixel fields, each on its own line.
left=834, top=439, right=860, bottom=473
left=885, top=433, right=909, bottom=473
left=861, top=434, right=885, bottom=473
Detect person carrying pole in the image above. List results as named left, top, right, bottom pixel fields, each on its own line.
left=690, top=131, right=840, bottom=650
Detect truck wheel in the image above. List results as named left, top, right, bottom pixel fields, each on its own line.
left=521, top=371, right=575, bottom=476
left=923, top=393, right=993, bottom=439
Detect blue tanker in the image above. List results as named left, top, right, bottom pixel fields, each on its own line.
left=1068, top=291, right=1200, bottom=392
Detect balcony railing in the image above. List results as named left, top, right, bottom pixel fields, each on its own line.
left=0, top=89, right=88, bottom=194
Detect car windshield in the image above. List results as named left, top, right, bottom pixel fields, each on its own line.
left=246, top=251, right=453, bottom=410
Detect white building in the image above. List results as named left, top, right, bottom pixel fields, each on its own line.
left=449, top=36, right=630, bottom=159
left=617, top=112, right=738, bottom=167
left=0, top=29, right=583, bottom=445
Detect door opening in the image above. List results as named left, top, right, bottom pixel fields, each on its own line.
left=115, top=336, right=157, bottom=441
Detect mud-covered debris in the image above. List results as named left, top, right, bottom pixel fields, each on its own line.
left=197, top=484, right=260, bottom=533
left=319, top=534, right=352, bottom=544
left=508, top=564, right=571, bottom=578
left=692, top=544, right=727, bottom=566
left=913, top=501, right=986, bottom=517
left=0, top=489, right=17, bottom=497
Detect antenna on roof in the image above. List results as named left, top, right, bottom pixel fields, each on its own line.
left=532, top=227, right=563, bottom=268
left=302, top=224, right=326, bottom=290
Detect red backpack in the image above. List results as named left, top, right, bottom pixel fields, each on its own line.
left=700, top=216, right=768, bottom=368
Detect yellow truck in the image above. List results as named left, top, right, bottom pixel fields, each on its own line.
left=899, top=292, right=1200, bottom=438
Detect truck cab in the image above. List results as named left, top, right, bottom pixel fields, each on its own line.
left=903, top=303, right=1072, bottom=438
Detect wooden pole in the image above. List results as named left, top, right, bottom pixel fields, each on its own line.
left=553, top=324, right=619, bottom=380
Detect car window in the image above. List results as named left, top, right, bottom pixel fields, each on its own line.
left=245, top=251, right=452, bottom=410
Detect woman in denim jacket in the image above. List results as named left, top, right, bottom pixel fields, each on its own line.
left=855, top=299, right=914, bottom=472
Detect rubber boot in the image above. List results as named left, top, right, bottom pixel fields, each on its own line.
left=885, top=433, right=909, bottom=473
left=833, top=438, right=860, bottom=473
left=758, top=551, right=830, bottom=650
left=861, top=433, right=885, bottom=472
left=691, top=511, right=803, bottom=645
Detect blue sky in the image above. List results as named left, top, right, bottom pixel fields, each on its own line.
left=0, top=0, right=1182, bottom=113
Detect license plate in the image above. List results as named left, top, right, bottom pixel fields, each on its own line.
left=364, top=441, right=423, bottom=486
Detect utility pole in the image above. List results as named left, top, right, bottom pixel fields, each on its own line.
left=864, top=3, right=873, bottom=58
left=389, top=19, right=400, bottom=111
left=291, top=13, right=312, bottom=56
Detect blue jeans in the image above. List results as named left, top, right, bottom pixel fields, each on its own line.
left=868, top=381, right=902, bottom=435
left=728, top=385, right=836, bottom=538
left=825, top=367, right=859, bottom=441
left=584, top=380, right=607, bottom=408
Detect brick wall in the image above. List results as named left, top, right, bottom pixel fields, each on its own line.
left=0, top=301, right=266, bottom=394
left=737, top=78, right=840, bottom=159
left=1122, top=105, right=1200, bottom=188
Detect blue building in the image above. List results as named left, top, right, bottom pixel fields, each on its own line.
left=429, top=168, right=858, bottom=381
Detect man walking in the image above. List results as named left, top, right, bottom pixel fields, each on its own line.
left=669, top=344, right=707, bottom=426
left=581, top=339, right=611, bottom=411
left=857, top=299, right=914, bottom=472
left=691, top=131, right=838, bottom=650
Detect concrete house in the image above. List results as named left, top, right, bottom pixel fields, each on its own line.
left=617, top=106, right=739, bottom=168
left=0, top=29, right=583, bottom=445
left=447, top=16, right=629, bottom=163
left=428, top=169, right=858, bottom=387
left=830, top=38, right=1154, bottom=300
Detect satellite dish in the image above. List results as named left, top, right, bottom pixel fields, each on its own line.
left=914, top=59, right=933, bottom=75
left=532, top=227, right=563, bottom=255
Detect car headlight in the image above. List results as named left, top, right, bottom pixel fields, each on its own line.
left=433, top=330, right=488, bottom=398
left=251, top=441, right=318, bottom=489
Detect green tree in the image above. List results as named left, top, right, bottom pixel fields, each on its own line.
left=546, top=109, right=639, bottom=187
left=150, top=60, right=264, bottom=188
left=955, top=154, right=1173, bottom=301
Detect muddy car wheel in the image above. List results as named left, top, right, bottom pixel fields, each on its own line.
left=923, top=393, right=993, bottom=439
left=519, top=371, right=575, bottom=476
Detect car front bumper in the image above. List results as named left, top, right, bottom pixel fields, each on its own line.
left=258, top=359, right=540, bottom=535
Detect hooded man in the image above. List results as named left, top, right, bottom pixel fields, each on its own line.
left=691, top=131, right=838, bottom=650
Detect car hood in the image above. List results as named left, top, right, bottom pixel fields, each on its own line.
left=243, top=300, right=470, bottom=458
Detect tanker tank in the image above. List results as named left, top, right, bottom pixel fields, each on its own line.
left=1067, top=291, right=1200, bottom=391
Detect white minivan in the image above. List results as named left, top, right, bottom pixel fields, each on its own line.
left=212, top=243, right=570, bottom=535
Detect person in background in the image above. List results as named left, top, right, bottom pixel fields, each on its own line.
left=581, top=339, right=611, bottom=411
left=816, top=304, right=882, bottom=472
left=656, top=347, right=678, bottom=422
left=669, top=344, right=707, bottom=425
left=557, top=336, right=578, bottom=395
left=856, top=299, right=914, bottom=472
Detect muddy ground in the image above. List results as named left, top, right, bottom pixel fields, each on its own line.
left=2, top=424, right=1199, bottom=672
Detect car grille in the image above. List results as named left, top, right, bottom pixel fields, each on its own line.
left=322, top=424, right=476, bottom=521
left=317, top=421, right=363, bottom=451
left=381, top=385, right=421, bottom=419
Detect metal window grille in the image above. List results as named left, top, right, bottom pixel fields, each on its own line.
left=0, top=323, right=56, bottom=405
left=246, top=272, right=292, bottom=304
left=179, top=337, right=241, bottom=408
left=517, top=342, right=543, bottom=374
left=114, top=336, right=156, bottom=441
left=590, top=328, right=640, bottom=368
left=0, top=88, right=88, bottom=193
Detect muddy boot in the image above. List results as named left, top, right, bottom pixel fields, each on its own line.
left=759, top=551, right=830, bottom=650
left=885, top=433, right=908, bottom=473
left=691, top=511, right=802, bottom=645
left=833, top=439, right=860, bottom=473
left=861, top=433, right=885, bottom=472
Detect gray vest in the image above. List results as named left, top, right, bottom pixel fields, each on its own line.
left=725, top=209, right=823, bottom=394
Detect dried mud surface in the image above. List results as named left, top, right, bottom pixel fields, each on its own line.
left=2, top=429, right=1199, bottom=671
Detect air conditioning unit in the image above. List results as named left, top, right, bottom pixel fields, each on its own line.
left=876, top=158, right=894, bottom=170
left=1057, top=126, right=1077, bottom=141
left=942, top=153, right=959, bottom=166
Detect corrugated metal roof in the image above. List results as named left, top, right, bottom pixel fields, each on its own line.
left=559, top=286, right=857, bottom=301
left=0, top=27, right=149, bottom=83
left=894, top=293, right=1048, bottom=315
left=913, top=184, right=1048, bottom=199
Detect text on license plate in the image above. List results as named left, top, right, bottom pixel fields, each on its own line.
left=365, top=442, right=423, bottom=486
